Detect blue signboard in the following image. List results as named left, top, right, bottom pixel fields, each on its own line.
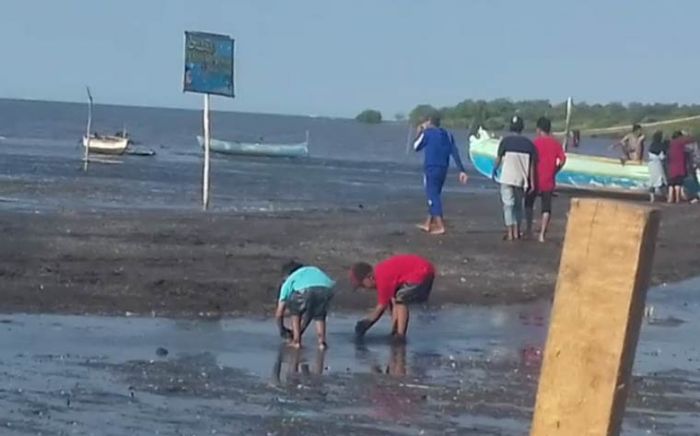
left=184, top=31, right=235, bottom=98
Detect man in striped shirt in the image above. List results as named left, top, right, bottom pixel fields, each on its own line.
left=492, top=116, right=537, bottom=241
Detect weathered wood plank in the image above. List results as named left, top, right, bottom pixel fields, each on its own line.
left=531, top=198, right=660, bottom=436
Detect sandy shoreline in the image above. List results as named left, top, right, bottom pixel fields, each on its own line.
left=1, top=191, right=698, bottom=318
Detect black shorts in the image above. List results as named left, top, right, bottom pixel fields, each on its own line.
left=395, top=275, right=434, bottom=305
left=525, top=191, right=553, bottom=214
left=669, top=176, right=685, bottom=187
left=287, top=287, right=333, bottom=321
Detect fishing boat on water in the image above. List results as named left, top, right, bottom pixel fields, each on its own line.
left=82, top=134, right=129, bottom=155
left=82, top=87, right=128, bottom=156
left=469, top=128, right=651, bottom=193
left=197, top=132, right=309, bottom=158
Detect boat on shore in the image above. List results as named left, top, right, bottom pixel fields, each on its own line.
left=468, top=128, right=651, bottom=193
left=197, top=134, right=309, bottom=158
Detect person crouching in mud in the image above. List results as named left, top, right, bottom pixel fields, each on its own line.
left=275, top=261, right=335, bottom=349
left=350, top=254, right=435, bottom=342
left=413, top=113, right=469, bottom=235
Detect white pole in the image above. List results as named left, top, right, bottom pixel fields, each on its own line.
left=84, top=86, right=92, bottom=172
left=203, top=94, right=211, bottom=210
left=563, top=97, right=573, bottom=152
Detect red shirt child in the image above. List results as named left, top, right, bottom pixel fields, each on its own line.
left=373, top=255, right=435, bottom=306
left=350, top=254, right=435, bottom=340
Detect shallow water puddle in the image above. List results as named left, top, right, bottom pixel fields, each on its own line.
left=0, top=278, right=698, bottom=435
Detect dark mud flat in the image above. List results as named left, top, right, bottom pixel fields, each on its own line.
left=1, top=278, right=699, bottom=435
left=1, top=191, right=700, bottom=317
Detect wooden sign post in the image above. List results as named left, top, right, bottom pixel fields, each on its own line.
left=531, top=198, right=660, bottom=436
left=183, top=31, right=235, bottom=211
left=202, top=93, right=211, bottom=210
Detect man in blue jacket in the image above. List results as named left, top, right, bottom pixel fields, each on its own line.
left=413, top=113, right=468, bottom=235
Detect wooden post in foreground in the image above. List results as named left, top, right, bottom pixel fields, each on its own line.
left=531, top=198, right=660, bottom=436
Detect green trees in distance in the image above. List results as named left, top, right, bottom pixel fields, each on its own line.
left=355, top=109, right=383, bottom=124
left=409, top=99, right=700, bottom=132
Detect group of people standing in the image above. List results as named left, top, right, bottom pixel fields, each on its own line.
left=491, top=116, right=566, bottom=242
left=631, top=126, right=700, bottom=204
left=412, top=113, right=566, bottom=242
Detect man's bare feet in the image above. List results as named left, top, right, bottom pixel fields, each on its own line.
left=429, top=227, right=446, bottom=235
left=318, top=341, right=327, bottom=350
left=538, top=234, right=546, bottom=243
left=288, top=341, right=301, bottom=349
left=415, top=223, right=431, bottom=232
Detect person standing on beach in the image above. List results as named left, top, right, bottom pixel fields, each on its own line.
left=275, top=261, right=335, bottom=349
left=350, top=254, right=435, bottom=342
left=684, top=139, right=700, bottom=203
left=612, top=124, right=645, bottom=163
left=492, top=116, right=537, bottom=241
left=525, top=117, right=566, bottom=242
left=666, top=131, right=696, bottom=204
left=413, top=113, right=469, bottom=235
left=647, top=130, right=668, bottom=203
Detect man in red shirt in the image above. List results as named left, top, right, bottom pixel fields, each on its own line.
left=350, top=254, right=435, bottom=341
left=525, top=117, right=567, bottom=243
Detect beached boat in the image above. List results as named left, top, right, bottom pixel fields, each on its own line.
left=82, top=134, right=129, bottom=155
left=468, top=128, right=650, bottom=192
left=197, top=135, right=309, bottom=158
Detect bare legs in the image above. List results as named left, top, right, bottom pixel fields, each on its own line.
left=417, top=216, right=446, bottom=235
left=289, top=316, right=327, bottom=350
left=539, top=212, right=551, bottom=243
left=315, top=320, right=327, bottom=350
left=392, top=303, right=409, bottom=341
left=667, top=185, right=683, bottom=204
left=290, top=315, right=302, bottom=348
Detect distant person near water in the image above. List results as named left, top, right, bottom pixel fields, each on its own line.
left=525, top=117, right=566, bottom=243
left=413, top=113, right=469, bottom=235
left=492, top=116, right=537, bottom=241
left=685, top=139, right=700, bottom=203
left=647, top=130, right=668, bottom=203
left=275, top=261, right=335, bottom=349
left=611, top=124, right=645, bottom=164
left=350, top=254, right=435, bottom=342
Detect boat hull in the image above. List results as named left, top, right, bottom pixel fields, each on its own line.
left=197, top=136, right=309, bottom=158
left=468, top=135, right=651, bottom=192
left=83, top=136, right=129, bottom=155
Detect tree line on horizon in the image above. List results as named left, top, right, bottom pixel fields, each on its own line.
left=409, top=99, right=700, bottom=133
left=355, top=100, right=700, bottom=133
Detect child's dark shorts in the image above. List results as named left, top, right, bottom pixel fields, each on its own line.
left=287, top=287, right=333, bottom=321
left=394, top=275, right=434, bottom=305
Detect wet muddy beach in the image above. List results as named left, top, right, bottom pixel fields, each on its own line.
left=1, top=278, right=699, bottom=435
left=1, top=132, right=700, bottom=434
left=1, top=191, right=700, bottom=318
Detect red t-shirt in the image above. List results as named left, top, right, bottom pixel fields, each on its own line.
left=374, top=254, right=435, bottom=306
left=533, top=135, right=566, bottom=192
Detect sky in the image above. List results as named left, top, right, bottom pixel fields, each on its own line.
left=2, top=0, right=700, bottom=118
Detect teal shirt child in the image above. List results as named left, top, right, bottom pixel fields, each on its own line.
left=278, top=266, right=335, bottom=301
